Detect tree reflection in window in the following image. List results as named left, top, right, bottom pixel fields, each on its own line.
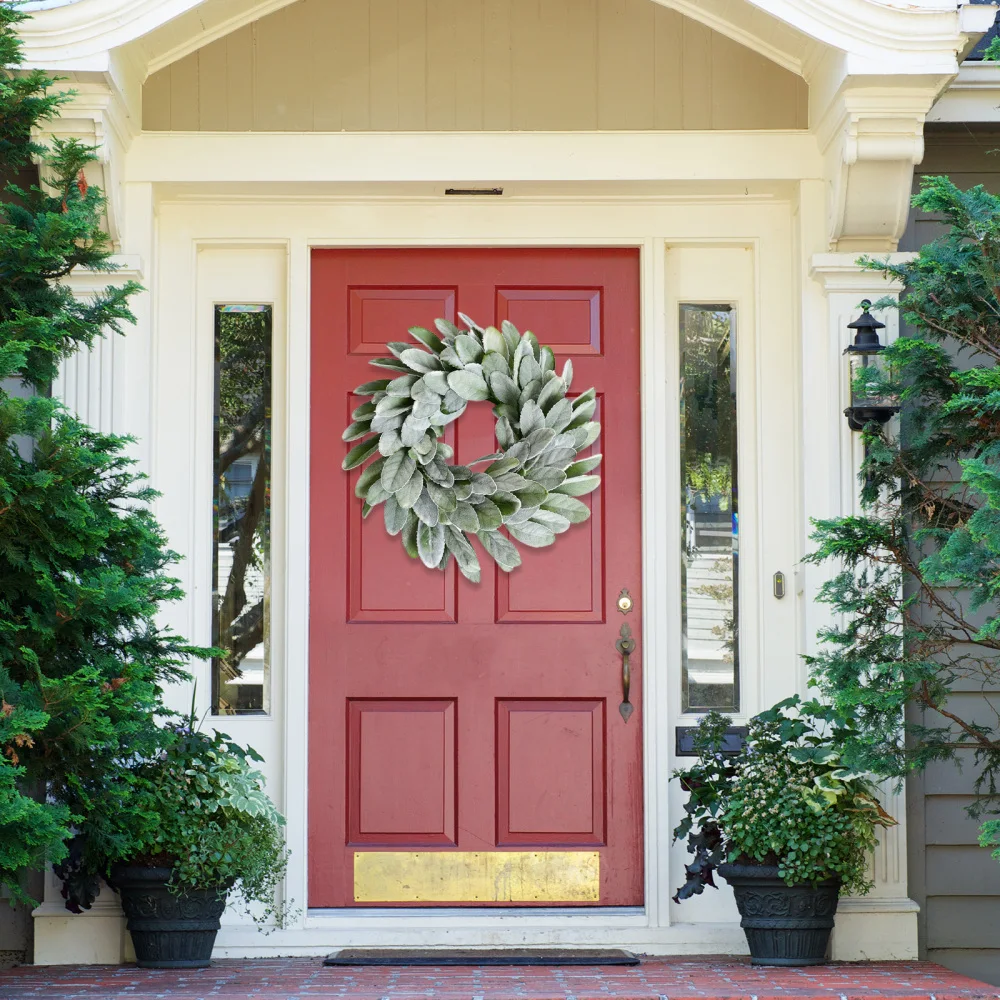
left=213, top=305, right=271, bottom=715
left=680, top=304, right=738, bottom=713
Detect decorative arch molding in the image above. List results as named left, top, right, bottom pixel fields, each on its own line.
left=14, top=0, right=987, bottom=79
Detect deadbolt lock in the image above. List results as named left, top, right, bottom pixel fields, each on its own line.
left=617, top=588, right=633, bottom=614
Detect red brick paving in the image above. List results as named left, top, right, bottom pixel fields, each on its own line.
left=0, top=959, right=998, bottom=1000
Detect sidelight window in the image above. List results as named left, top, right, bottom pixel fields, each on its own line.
left=212, top=304, right=272, bottom=715
left=680, top=304, right=739, bottom=713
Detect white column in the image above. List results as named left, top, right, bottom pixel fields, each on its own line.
left=808, top=253, right=918, bottom=961
left=32, top=186, right=152, bottom=971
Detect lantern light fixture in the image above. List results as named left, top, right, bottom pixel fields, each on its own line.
left=844, top=299, right=900, bottom=431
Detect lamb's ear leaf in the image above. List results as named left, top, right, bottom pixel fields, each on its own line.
left=409, top=326, right=444, bottom=353
left=479, top=529, right=522, bottom=572
left=554, top=475, right=600, bottom=497
left=366, top=481, right=392, bottom=506
left=447, top=369, right=490, bottom=402
left=355, top=456, right=386, bottom=498
left=435, top=318, right=462, bottom=342
left=369, top=357, right=413, bottom=372
left=342, top=418, right=372, bottom=442
left=387, top=374, right=419, bottom=397
left=482, top=327, right=507, bottom=359
left=401, top=348, right=442, bottom=374
left=343, top=436, right=379, bottom=470
left=500, top=320, right=521, bottom=357
left=495, top=417, right=515, bottom=451
left=417, top=522, right=446, bottom=569
left=519, top=399, right=545, bottom=436
left=445, top=527, right=482, bottom=583
left=568, top=400, right=597, bottom=428
left=485, top=455, right=521, bottom=477
left=457, top=311, right=484, bottom=333
left=538, top=346, right=555, bottom=374
left=423, top=370, right=450, bottom=394
left=450, top=501, right=481, bottom=532
left=524, top=330, right=540, bottom=362
left=401, top=513, right=420, bottom=558
left=394, top=469, right=424, bottom=510
left=379, top=428, right=404, bottom=456
left=355, top=379, right=392, bottom=395
left=530, top=509, right=571, bottom=534
left=541, top=493, right=591, bottom=523
left=381, top=450, right=417, bottom=492
left=507, top=520, right=555, bottom=548
left=489, top=371, right=520, bottom=407
left=565, top=454, right=602, bottom=477
left=491, top=490, right=522, bottom=519
left=454, top=334, right=485, bottom=365
left=472, top=498, right=503, bottom=530
left=536, top=377, right=564, bottom=414
left=481, top=351, right=509, bottom=381
left=384, top=496, right=409, bottom=536
left=561, top=358, right=574, bottom=392
left=414, top=487, right=441, bottom=527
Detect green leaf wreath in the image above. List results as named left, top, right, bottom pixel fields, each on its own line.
left=342, top=315, right=601, bottom=582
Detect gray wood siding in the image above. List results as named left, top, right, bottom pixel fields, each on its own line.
left=901, top=125, right=1000, bottom=987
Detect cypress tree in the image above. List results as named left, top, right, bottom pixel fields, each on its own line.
left=806, top=176, right=1000, bottom=840
left=0, top=6, right=200, bottom=907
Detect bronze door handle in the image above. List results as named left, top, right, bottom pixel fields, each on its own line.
left=616, top=623, right=636, bottom=722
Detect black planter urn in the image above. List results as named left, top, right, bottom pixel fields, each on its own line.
left=718, top=863, right=840, bottom=966
left=110, top=865, right=227, bottom=969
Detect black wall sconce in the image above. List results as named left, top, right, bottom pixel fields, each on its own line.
left=844, top=300, right=900, bottom=431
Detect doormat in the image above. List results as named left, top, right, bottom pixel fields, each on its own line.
left=324, top=948, right=640, bottom=967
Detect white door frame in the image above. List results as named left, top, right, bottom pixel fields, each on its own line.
left=142, top=191, right=801, bottom=956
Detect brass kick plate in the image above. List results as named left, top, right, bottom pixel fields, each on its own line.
left=354, top=851, right=600, bottom=903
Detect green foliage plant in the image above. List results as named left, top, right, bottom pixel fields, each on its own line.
left=115, top=705, right=292, bottom=927
left=672, top=698, right=894, bottom=903
left=804, top=176, right=1000, bottom=853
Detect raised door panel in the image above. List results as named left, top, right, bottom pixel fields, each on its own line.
left=348, top=699, right=457, bottom=846
left=497, top=699, right=605, bottom=846
left=348, top=287, right=457, bottom=356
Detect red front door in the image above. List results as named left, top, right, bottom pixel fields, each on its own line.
left=309, top=248, right=642, bottom=907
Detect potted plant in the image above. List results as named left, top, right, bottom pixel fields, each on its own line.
left=99, top=711, right=291, bottom=969
left=672, top=698, right=895, bottom=966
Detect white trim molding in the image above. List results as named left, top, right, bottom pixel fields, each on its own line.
left=930, top=61, right=1000, bottom=123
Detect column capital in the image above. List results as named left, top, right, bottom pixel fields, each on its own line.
left=31, top=73, right=138, bottom=246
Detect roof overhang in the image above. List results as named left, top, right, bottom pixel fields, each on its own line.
left=12, top=0, right=996, bottom=82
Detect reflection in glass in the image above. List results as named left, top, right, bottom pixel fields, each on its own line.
left=213, top=305, right=272, bottom=715
left=680, top=305, right=739, bottom=713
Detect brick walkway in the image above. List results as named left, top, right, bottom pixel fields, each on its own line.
left=0, top=959, right=998, bottom=1000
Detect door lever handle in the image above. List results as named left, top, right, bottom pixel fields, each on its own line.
left=616, top=623, right=636, bottom=723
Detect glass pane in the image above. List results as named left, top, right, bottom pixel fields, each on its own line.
left=213, top=304, right=272, bottom=715
left=680, top=304, right=739, bottom=713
